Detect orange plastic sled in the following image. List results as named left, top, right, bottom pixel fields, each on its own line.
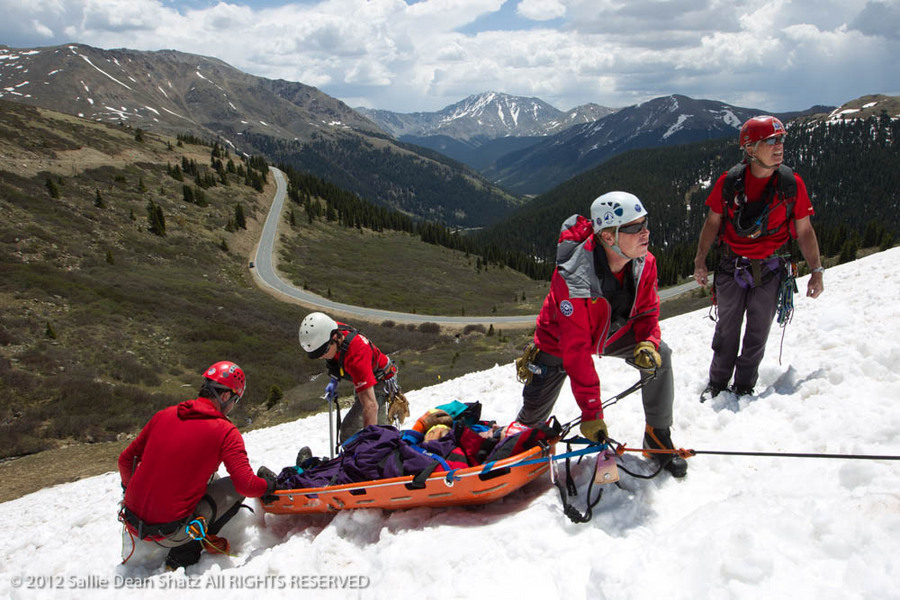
left=262, top=444, right=555, bottom=514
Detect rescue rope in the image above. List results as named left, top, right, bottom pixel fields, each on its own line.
left=120, top=524, right=136, bottom=564
left=775, top=261, right=798, bottom=364
left=616, top=445, right=900, bottom=462
left=686, top=449, right=900, bottom=461
left=117, top=505, right=137, bottom=564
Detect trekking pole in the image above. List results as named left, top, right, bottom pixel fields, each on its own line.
left=327, top=396, right=335, bottom=459
left=561, top=364, right=658, bottom=436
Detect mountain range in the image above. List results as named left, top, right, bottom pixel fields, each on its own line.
left=2, top=42, right=892, bottom=220
left=366, top=93, right=833, bottom=195
left=357, top=91, right=615, bottom=173
left=0, top=43, right=518, bottom=228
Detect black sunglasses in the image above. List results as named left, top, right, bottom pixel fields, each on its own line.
left=618, top=218, right=649, bottom=234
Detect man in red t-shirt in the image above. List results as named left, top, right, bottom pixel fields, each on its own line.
left=299, top=312, right=399, bottom=444
left=693, top=116, right=824, bottom=401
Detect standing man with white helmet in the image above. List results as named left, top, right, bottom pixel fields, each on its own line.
left=693, top=116, right=824, bottom=402
left=299, top=312, right=407, bottom=447
left=515, top=191, right=687, bottom=477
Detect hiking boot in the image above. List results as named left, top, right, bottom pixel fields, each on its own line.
left=204, top=534, right=230, bottom=555
left=164, top=540, right=202, bottom=570
left=732, top=385, right=755, bottom=396
left=643, top=425, right=688, bottom=478
left=295, top=446, right=312, bottom=467
left=699, top=381, right=727, bottom=403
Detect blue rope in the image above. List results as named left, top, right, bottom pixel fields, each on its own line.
left=479, top=441, right=609, bottom=475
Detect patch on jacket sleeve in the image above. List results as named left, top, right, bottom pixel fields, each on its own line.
left=559, top=300, right=574, bottom=317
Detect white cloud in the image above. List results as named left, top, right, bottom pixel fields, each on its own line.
left=0, top=0, right=897, bottom=113
left=517, top=0, right=566, bottom=21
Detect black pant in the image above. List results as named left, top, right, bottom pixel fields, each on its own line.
left=517, top=331, right=674, bottom=429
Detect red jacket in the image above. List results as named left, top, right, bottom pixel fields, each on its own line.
left=534, top=215, right=661, bottom=421
left=328, top=324, right=393, bottom=393
left=118, top=397, right=268, bottom=525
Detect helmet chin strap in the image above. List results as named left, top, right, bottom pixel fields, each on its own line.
left=747, top=142, right=780, bottom=170
left=207, top=384, right=234, bottom=413
left=600, top=231, right=629, bottom=259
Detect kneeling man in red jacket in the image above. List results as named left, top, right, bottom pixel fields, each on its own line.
left=118, top=361, right=275, bottom=569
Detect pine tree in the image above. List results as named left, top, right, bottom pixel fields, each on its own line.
left=266, top=385, right=283, bottom=410
left=46, top=177, right=60, bottom=199
left=94, top=189, right=105, bottom=208
left=146, top=200, right=166, bottom=236
left=234, top=204, right=247, bottom=229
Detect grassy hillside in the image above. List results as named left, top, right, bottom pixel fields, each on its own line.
left=0, top=100, right=535, bottom=463
left=277, top=220, right=549, bottom=317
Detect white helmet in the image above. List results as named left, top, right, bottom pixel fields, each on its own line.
left=590, top=191, right=649, bottom=258
left=590, top=191, right=648, bottom=234
left=299, top=312, right=338, bottom=358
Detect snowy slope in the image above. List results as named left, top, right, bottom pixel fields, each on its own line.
left=2, top=249, right=900, bottom=600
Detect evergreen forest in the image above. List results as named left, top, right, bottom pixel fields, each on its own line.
left=476, top=112, right=900, bottom=285
left=275, top=113, right=898, bottom=287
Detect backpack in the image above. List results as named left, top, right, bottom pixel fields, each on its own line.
left=720, top=163, right=798, bottom=242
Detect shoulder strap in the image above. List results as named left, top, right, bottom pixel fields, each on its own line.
left=326, top=325, right=358, bottom=380
left=337, top=325, right=357, bottom=353
left=721, top=163, right=747, bottom=210
left=776, top=164, right=797, bottom=222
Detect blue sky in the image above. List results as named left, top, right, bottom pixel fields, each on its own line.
left=1, top=0, right=898, bottom=113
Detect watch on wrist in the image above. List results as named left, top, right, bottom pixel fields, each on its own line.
left=811, top=267, right=825, bottom=274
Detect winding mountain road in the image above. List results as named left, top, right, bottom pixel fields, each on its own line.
left=251, top=167, right=701, bottom=327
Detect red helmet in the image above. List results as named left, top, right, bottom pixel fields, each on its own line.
left=203, top=361, right=246, bottom=399
left=739, top=116, right=785, bottom=148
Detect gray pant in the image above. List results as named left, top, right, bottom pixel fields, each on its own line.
left=338, top=383, right=390, bottom=444
left=517, top=332, right=674, bottom=430
left=155, top=476, right=244, bottom=548
left=709, top=260, right=783, bottom=389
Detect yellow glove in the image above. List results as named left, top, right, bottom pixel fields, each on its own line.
left=633, top=341, right=661, bottom=370
left=387, top=392, right=410, bottom=425
left=580, top=418, right=608, bottom=443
